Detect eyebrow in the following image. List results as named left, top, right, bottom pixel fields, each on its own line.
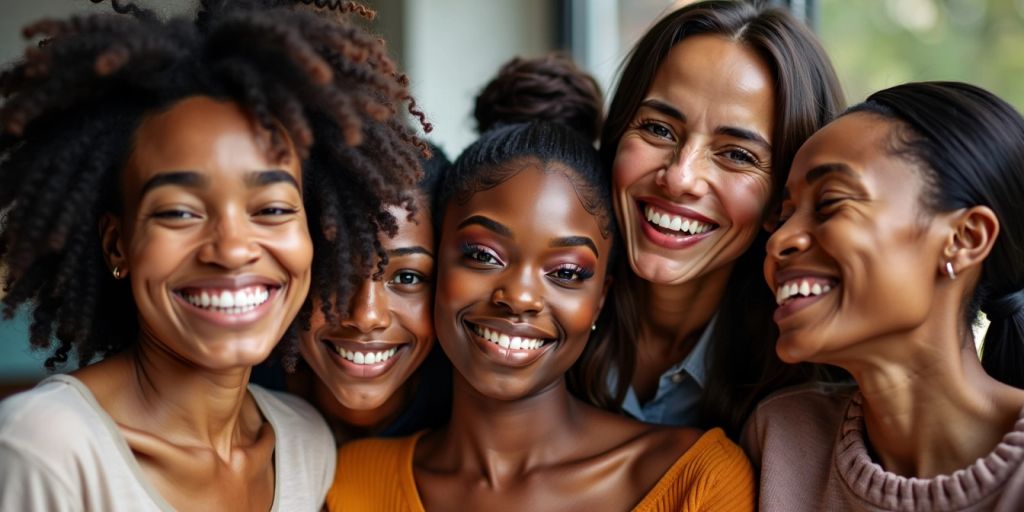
left=640, top=99, right=685, bottom=122
left=716, top=127, right=771, bottom=151
left=388, top=246, right=434, bottom=258
left=550, top=236, right=599, bottom=258
left=140, top=171, right=208, bottom=196
left=806, top=163, right=857, bottom=184
left=140, top=169, right=299, bottom=196
left=641, top=99, right=771, bottom=150
left=457, top=215, right=513, bottom=238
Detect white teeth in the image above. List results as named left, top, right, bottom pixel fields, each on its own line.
left=775, top=279, right=836, bottom=305
left=334, top=346, right=399, bottom=366
left=644, top=205, right=713, bottom=236
left=471, top=324, right=547, bottom=351
left=180, top=286, right=271, bottom=314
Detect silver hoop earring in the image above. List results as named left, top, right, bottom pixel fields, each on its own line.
left=112, top=266, right=121, bottom=279
left=945, top=261, right=957, bottom=280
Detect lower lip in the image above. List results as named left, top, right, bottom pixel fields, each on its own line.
left=173, top=288, right=280, bottom=328
left=636, top=203, right=715, bottom=250
left=773, top=288, right=837, bottom=324
left=324, top=343, right=405, bottom=379
left=466, top=323, right=555, bottom=368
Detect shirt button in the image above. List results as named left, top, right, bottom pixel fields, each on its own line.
left=671, top=373, right=686, bottom=384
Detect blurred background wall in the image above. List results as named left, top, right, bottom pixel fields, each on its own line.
left=0, top=0, right=1019, bottom=391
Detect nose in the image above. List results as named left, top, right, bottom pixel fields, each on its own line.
left=197, top=208, right=261, bottom=269
left=342, top=279, right=391, bottom=333
left=491, top=266, right=544, bottom=316
left=656, top=143, right=711, bottom=198
left=766, top=214, right=812, bottom=262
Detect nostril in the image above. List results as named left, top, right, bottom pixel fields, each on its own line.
left=779, top=246, right=800, bottom=257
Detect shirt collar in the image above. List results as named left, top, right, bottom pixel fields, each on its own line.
left=669, top=314, right=717, bottom=388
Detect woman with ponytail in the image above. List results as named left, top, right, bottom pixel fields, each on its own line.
left=745, top=81, right=1024, bottom=511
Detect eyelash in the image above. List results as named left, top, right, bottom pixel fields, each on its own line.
left=547, top=263, right=594, bottom=283
left=389, top=270, right=428, bottom=286
left=152, top=209, right=199, bottom=220
left=636, top=118, right=675, bottom=140
left=256, top=206, right=298, bottom=216
left=720, top=147, right=759, bottom=166
left=460, top=243, right=503, bottom=266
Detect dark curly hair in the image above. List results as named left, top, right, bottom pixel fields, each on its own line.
left=473, top=54, right=603, bottom=142
left=0, top=0, right=429, bottom=370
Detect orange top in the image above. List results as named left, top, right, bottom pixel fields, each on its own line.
left=326, top=428, right=754, bottom=512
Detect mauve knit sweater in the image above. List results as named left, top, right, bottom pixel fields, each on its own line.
left=742, top=383, right=1024, bottom=512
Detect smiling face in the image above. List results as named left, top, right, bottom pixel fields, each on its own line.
left=299, top=202, right=435, bottom=411
left=612, top=35, right=775, bottom=286
left=765, top=113, right=948, bottom=364
left=107, top=96, right=312, bottom=371
left=434, top=162, right=612, bottom=401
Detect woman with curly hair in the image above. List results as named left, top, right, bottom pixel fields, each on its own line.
left=0, top=1, right=425, bottom=509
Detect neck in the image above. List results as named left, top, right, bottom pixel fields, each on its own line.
left=438, top=374, right=586, bottom=484
left=113, top=334, right=255, bottom=456
left=636, top=262, right=732, bottom=350
left=846, top=320, right=1024, bottom=477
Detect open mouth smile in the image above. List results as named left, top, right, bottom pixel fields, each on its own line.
left=464, top=320, right=558, bottom=367
left=470, top=323, right=549, bottom=351
left=635, top=198, right=719, bottom=249
left=177, top=286, right=274, bottom=314
left=321, top=339, right=407, bottom=378
left=775, top=277, right=837, bottom=306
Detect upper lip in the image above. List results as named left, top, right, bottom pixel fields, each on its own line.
left=174, top=274, right=282, bottom=290
left=319, top=336, right=406, bottom=351
left=771, top=267, right=839, bottom=290
left=637, top=196, right=718, bottom=225
left=465, top=317, right=558, bottom=340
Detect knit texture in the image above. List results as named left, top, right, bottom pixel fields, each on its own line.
left=743, top=383, right=1024, bottom=512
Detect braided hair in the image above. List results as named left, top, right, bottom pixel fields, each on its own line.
left=0, top=0, right=429, bottom=370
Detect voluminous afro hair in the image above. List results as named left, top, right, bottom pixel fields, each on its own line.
left=0, top=0, right=430, bottom=370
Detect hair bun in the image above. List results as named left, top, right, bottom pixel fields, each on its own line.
left=473, top=54, right=603, bottom=142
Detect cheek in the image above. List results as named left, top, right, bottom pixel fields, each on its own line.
left=396, top=293, right=435, bottom=341
left=719, top=174, right=771, bottom=229
left=611, top=137, right=659, bottom=194
left=299, top=306, right=328, bottom=355
left=273, top=223, right=314, bottom=278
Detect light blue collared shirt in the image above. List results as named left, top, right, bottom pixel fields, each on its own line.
left=609, top=316, right=715, bottom=428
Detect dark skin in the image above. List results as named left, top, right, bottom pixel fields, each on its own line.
left=610, top=36, right=774, bottom=402
left=76, top=96, right=313, bottom=511
left=416, top=162, right=701, bottom=511
left=767, top=113, right=1024, bottom=478
left=296, top=201, right=435, bottom=441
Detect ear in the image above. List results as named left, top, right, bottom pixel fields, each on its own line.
left=99, top=213, right=128, bottom=278
left=941, top=205, right=999, bottom=278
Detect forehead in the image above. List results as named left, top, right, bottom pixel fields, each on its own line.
left=650, top=35, right=774, bottom=123
left=448, top=163, right=609, bottom=245
left=384, top=201, right=433, bottom=249
left=788, top=113, right=924, bottom=196
left=126, top=96, right=292, bottom=183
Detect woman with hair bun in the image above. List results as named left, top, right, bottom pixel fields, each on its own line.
left=327, top=55, right=754, bottom=512
left=576, top=0, right=845, bottom=438
left=745, top=81, right=1024, bottom=511
left=0, top=1, right=425, bottom=509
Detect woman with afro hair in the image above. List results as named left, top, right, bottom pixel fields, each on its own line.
left=0, top=0, right=427, bottom=510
